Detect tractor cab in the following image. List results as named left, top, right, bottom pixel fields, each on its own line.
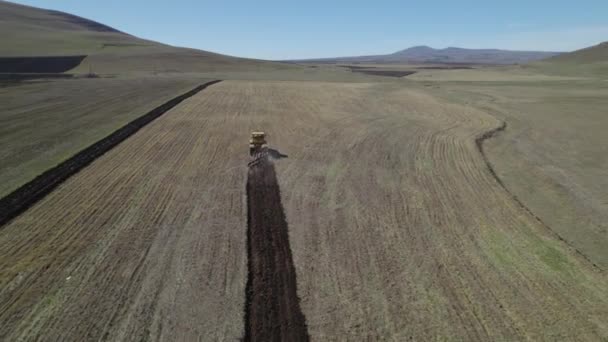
left=249, top=131, right=267, bottom=155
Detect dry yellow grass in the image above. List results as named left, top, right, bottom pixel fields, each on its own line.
left=0, top=81, right=606, bottom=341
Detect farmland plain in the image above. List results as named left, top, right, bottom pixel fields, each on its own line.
left=0, top=67, right=379, bottom=199
left=412, top=69, right=608, bottom=269
left=1, top=80, right=606, bottom=341
left=0, top=77, right=206, bottom=197
left=3, top=0, right=608, bottom=340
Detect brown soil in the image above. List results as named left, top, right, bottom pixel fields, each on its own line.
left=340, top=65, right=376, bottom=70
left=0, top=56, right=86, bottom=73
left=359, top=70, right=416, bottom=77
left=416, top=66, right=474, bottom=70
left=345, top=67, right=417, bottom=77
left=0, top=80, right=221, bottom=227
left=245, top=155, right=309, bottom=341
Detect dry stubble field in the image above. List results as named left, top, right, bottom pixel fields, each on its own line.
left=0, top=80, right=606, bottom=341
left=0, top=77, right=204, bottom=197
left=420, top=78, right=608, bottom=270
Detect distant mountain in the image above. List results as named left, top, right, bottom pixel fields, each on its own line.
left=292, top=46, right=563, bottom=65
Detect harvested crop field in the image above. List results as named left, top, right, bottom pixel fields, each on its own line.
left=421, top=78, right=608, bottom=269
left=0, top=80, right=220, bottom=227
left=0, top=81, right=606, bottom=341
left=0, top=77, right=205, bottom=197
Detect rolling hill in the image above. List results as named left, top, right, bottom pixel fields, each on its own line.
left=546, top=41, right=608, bottom=64
left=292, top=46, right=562, bottom=65
left=0, top=0, right=290, bottom=74
left=530, top=41, right=608, bottom=77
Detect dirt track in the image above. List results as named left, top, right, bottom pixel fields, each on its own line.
left=245, top=155, right=308, bottom=341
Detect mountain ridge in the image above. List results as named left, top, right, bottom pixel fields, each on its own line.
left=290, top=46, right=563, bottom=65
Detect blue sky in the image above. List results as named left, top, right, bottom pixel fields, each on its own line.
left=11, top=0, right=608, bottom=60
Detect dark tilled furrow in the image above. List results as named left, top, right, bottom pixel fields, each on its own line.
left=245, top=157, right=309, bottom=342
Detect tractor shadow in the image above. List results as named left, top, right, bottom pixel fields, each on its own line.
left=267, top=148, right=288, bottom=160
left=245, top=157, right=309, bottom=341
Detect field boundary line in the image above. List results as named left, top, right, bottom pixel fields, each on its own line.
left=0, top=79, right=222, bottom=227
left=475, top=121, right=602, bottom=272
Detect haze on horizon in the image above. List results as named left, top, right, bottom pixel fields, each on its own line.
left=7, top=0, right=608, bottom=60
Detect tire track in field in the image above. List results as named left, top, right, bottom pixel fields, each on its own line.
left=245, top=155, right=309, bottom=342
left=0, top=80, right=221, bottom=227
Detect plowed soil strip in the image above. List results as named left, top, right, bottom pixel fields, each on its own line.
left=0, top=80, right=221, bottom=227
left=245, top=156, right=309, bottom=342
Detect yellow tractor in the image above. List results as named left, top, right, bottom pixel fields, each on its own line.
left=249, top=131, right=267, bottom=155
